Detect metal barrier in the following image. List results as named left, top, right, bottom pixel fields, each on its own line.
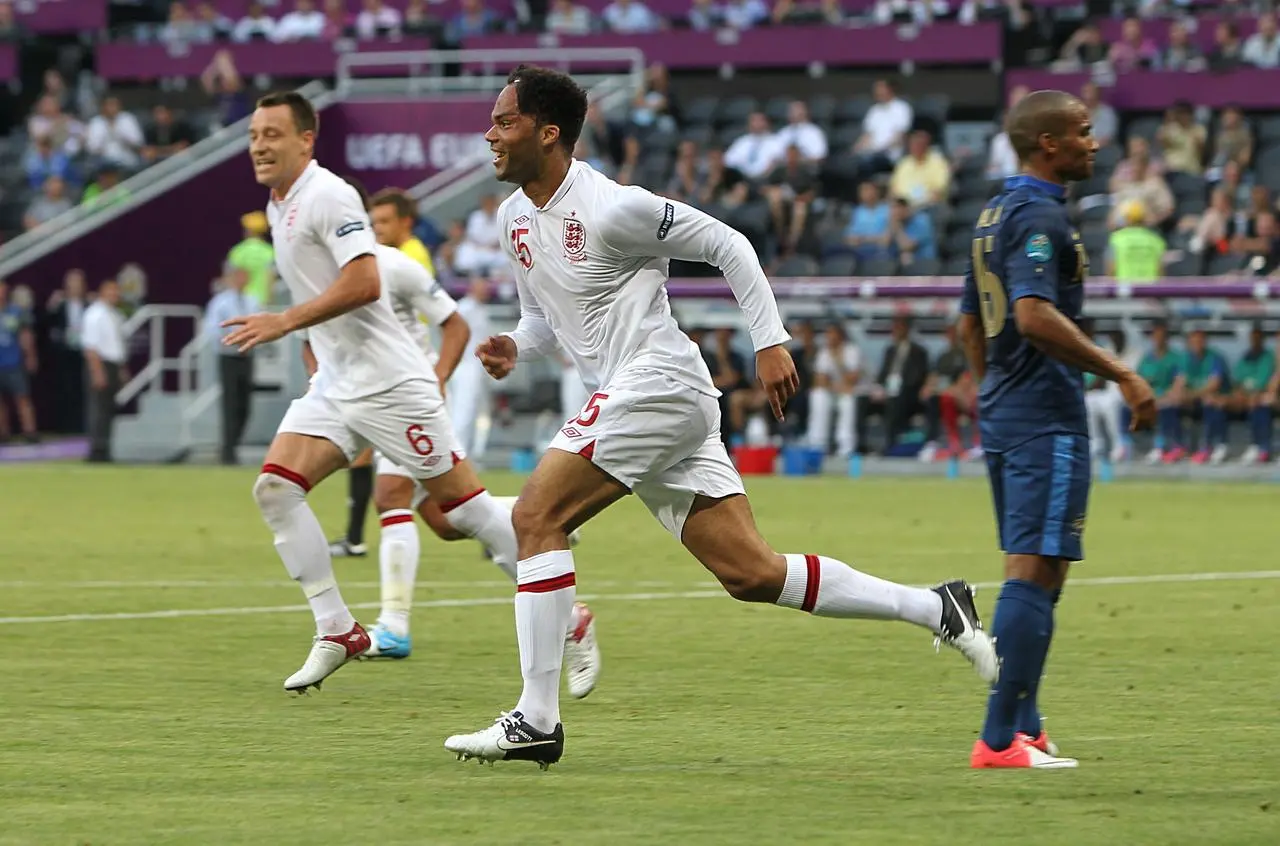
left=114, top=304, right=205, bottom=408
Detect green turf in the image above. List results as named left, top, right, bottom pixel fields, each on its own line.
left=1, top=465, right=1276, bottom=845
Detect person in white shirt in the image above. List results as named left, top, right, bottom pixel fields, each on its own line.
left=601, top=0, right=660, bottom=33
left=444, top=64, right=996, bottom=769
left=85, top=97, right=144, bottom=170
left=354, top=0, right=403, bottom=39
left=204, top=268, right=261, bottom=465
left=772, top=100, right=828, bottom=165
left=232, top=2, right=278, bottom=42
left=806, top=322, right=861, bottom=458
left=455, top=193, right=505, bottom=276
left=448, top=277, right=495, bottom=459
left=1243, top=12, right=1280, bottom=68
left=223, top=92, right=563, bottom=695
left=545, top=0, right=593, bottom=35
left=721, top=0, right=769, bottom=29
left=273, top=0, right=326, bottom=41
left=724, top=111, right=782, bottom=180
left=81, top=279, right=129, bottom=463
left=855, top=79, right=913, bottom=166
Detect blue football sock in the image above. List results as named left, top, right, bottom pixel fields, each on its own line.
left=1014, top=588, right=1060, bottom=738
left=981, top=580, right=1054, bottom=751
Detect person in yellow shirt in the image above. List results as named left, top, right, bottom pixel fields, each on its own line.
left=1106, top=199, right=1166, bottom=283
left=370, top=188, right=435, bottom=274
left=889, top=129, right=952, bottom=210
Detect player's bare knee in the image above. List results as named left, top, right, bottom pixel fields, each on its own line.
left=510, top=494, right=559, bottom=542
left=373, top=477, right=414, bottom=514
left=710, top=552, right=786, bottom=604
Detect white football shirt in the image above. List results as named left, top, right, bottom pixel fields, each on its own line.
left=376, top=243, right=458, bottom=367
left=498, top=160, right=790, bottom=396
left=267, top=160, right=433, bottom=400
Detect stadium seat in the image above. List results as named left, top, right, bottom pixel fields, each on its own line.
left=681, top=124, right=714, bottom=146
left=946, top=226, right=975, bottom=257
left=1079, top=203, right=1112, bottom=223
left=1093, top=145, right=1122, bottom=173
left=645, top=127, right=680, bottom=154
left=764, top=96, right=792, bottom=124
left=1081, top=224, right=1109, bottom=256
left=1165, top=253, right=1203, bottom=276
left=953, top=198, right=988, bottom=228
left=684, top=97, right=720, bottom=127
left=835, top=96, right=873, bottom=126
left=808, top=95, right=837, bottom=126
left=1072, top=173, right=1110, bottom=199
left=832, top=122, right=863, bottom=150
left=717, top=124, right=748, bottom=148
left=1254, top=114, right=1280, bottom=146
left=927, top=203, right=952, bottom=233
left=777, top=254, right=820, bottom=277
left=1165, top=171, right=1206, bottom=200
left=818, top=228, right=853, bottom=257
left=719, top=97, right=759, bottom=127
left=954, top=169, right=992, bottom=202
left=818, top=254, right=857, bottom=276
left=859, top=257, right=899, bottom=277
left=903, top=257, right=942, bottom=276
left=1207, top=253, right=1244, bottom=276
left=1124, top=115, right=1162, bottom=144
left=1176, top=194, right=1207, bottom=217
left=944, top=255, right=970, bottom=275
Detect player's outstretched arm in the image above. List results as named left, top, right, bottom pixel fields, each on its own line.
left=280, top=254, right=380, bottom=333
left=599, top=190, right=797, bottom=415
left=500, top=254, right=558, bottom=363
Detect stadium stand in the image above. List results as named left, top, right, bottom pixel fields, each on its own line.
left=4, top=0, right=1280, bottom=477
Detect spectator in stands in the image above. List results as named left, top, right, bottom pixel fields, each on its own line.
left=201, top=50, right=251, bottom=129
left=24, top=176, right=73, bottom=232
left=986, top=85, right=1027, bottom=181
left=1082, top=325, right=1127, bottom=463
left=38, top=69, right=73, bottom=114
left=1216, top=157, right=1253, bottom=207
left=403, top=0, right=435, bottom=35
left=1188, top=187, right=1234, bottom=263
left=1107, top=200, right=1166, bottom=282
left=770, top=101, right=826, bottom=167
left=763, top=145, right=819, bottom=256
left=1231, top=323, right=1274, bottom=464
left=321, top=0, right=353, bottom=38
left=1233, top=210, right=1280, bottom=276
left=1138, top=320, right=1184, bottom=463
left=785, top=319, right=816, bottom=435
left=875, top=0, right=948, bottom=25
left=920, top=321, right=978, bottom=463
left=433, top=220, right=466, bottom=280
left=81, top=164, right=130, bottom=210
left=232, top=2, right=278, bottom=42
left=1080, top=82, right=1117, bottom=149
left=23, top=134, right=75, bottom=191
left=857, top=315, right=929, bottom=455
left=1110, top=137, right=1173, bottom=228
left=1209, top=107, right=1254, bottom=178
left=1182, top=327, right=1231, bottom=464
left=370, top=189, right=436, bottom=274
left=582, top=102, right=627, bottom=174
left=603, top=0, right=662, bottom=32
left=141, top=105, right=195, bottom=164
left=205, top=268, right=258, bottom=465
left=1209, top=20, right=1244, bottom=71
left=86, top=96, right=144, bottom=171
left=547, top=0, right=593, bottom=34
left=446, top=0, right=499, bottom=42
left=355, top=0, right=402, bottom=38
left=890, top=129, right=950, bottom=210
left=0, top=280, right=38, bottom=443
left=82, top=279, right=128, bottom=464
left=1109, top=16, right=1158, bottom=72
left=226, top=212, right=276, bottom=306
left=1243, top=12, right=1280, bottom=68
left=698, top=146, right=733, bottom=205
left=276, top=0, right=327, bottom=41
left=725, top=112, right=782, bottom=181
left=455, top=194, right=505, bottom=277
left=854, top=79, right=913, bottom=171
left=193, top=1, right=236, bottom=40
left=1057, top=21, right=1107, bottom=69
left=1157, top=19, right=1205, bottom=72
left=806, top=322, right=860, bottom=458
left=44, top=269, right=88, bottom=434
left=722, top=0, right=770, bottom=29
left=667, top=139, right=703, bottom=203
left=703, top=327, right=750, bottom=442
left=27, top=95, right=83, bottom=158
left=688, top=0, right=724, bottom=30
left=1156, top=101, right=1206, bottom=175
left=843, top=181, right=892, bottom=261
left=889, top=198, right=937, bottom=266
left=0, top=1, right=22, bottom=42
left=631, top=63, right=680, bottom=133
left=771, top=0, right=845, bottom=26
left=160, top=2, right=203, bottom=48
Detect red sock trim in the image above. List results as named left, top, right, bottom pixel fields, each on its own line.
left=380, top=512, right=414, bottom=527
left=439, top=488, right=485, bottom=513
left=262, top=463, right=311, bottom=493
left=801, top=554, right=821, bottom=613
left=517, top=572, right=577, bottom=593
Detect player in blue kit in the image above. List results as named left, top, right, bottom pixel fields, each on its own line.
left=957, top=90, right=1157, bottom=769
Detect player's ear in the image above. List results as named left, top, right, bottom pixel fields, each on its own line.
left=541, top=124, right=561, bottom=149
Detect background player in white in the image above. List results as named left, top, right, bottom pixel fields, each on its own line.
left=224, top=92, right=523, bottom=693
left=448, top=278, right=494, bottom=459
left=444, top=66, right=998, bottom=769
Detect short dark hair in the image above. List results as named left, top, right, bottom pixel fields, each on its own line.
left=256, top=91, right=319, bottom=135
left=1006, top=89, right=1081, bottom=161
left=371, top=188, right=417, bottom=222
left=506, top=64, right=588, bottom=152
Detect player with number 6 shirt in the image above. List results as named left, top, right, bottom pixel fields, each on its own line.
left=442, top=64, right=1000, bottom=771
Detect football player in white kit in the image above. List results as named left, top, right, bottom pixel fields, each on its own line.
left=443, top=66, right=998, bottom=768
left=223, top=92, right=527, bottom=693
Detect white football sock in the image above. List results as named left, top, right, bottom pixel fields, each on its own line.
left=441, top=489, right=518, bottom=571
left=513, top=549, right=575, bottom=733
left=377, top=509, right=420, bottom=637
left=254, top=468, right=355, bottom=636
left=776, top=553, right=942, bottom=633
left=483, top=496, right=519, bottom=581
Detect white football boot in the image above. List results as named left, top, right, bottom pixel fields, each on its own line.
left=283, top=622, right=370, bottom=693
left=564, top=601, right=600, bottom=699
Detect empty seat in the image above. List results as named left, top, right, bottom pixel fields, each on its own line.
left=818, top=254, right=857, bottom=276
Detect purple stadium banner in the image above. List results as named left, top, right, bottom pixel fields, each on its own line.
left=95, top=38, right=436, bottom=82
left=656, top=278, right=1278, bottom=299
left=314, top=98, right=494, bottom=194
left=464, top=21, right=1002, bottom=71
left=1098, top=14, right=1259, bottom=52
left=0, top=44, right=16, bottom=83
left=15, top=0, right=107, bottom=34
left=1006, top=68, right=1280, bottom=110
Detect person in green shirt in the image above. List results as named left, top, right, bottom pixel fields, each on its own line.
left=1106, top=200, right=1166, bottom=283
left=1181, top=327, right=1231, bottom=464
left=81, top=164, right=131, bottom=210
left=1136, top=320, right=1185, bottom=462
left=226, top=212, right=276, bottom=306
left=1230, top=323, right=1275, bottom=463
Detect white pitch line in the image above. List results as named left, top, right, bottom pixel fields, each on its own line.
left=0, top=578, right=689, bottom=591
left=0, top=570, right=1277, bottom=626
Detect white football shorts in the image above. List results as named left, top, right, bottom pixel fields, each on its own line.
left=548, top=368, right=745, bottom=539
left=277, top=378, right=462, bottom=481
